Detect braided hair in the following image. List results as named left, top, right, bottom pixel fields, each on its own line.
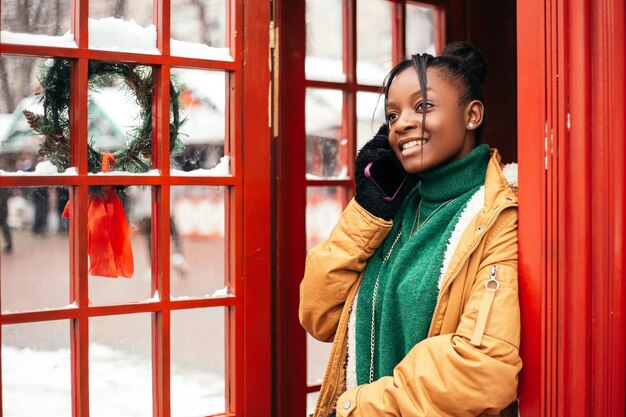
left=383, top=42, right=488, bottom=143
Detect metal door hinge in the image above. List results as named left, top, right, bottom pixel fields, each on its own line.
left=269, top=20, right=276, bottom=49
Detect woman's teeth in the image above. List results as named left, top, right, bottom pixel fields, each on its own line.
left=402, top=140, right=426, bottom=150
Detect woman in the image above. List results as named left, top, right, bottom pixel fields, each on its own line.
left=300, top=42, right=521, bottom=417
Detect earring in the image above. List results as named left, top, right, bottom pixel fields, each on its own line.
left=468, top=122, right=475, bottom=128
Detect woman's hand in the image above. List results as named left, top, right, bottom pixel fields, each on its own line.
left=354, top=124, right=413, bottom=220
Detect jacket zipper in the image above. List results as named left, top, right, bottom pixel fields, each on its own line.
left=427, top=203, right=515, bottom=337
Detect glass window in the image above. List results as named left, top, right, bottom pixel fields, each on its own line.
left=305, top=0, right=345, bottom=82
left=171, top=68, right=227, bottom=173
left=88, top=185, right=152, bottom=305
left=170, top=0, right=230, bottom=60
left=306, top=187, right=348, bottom=250
left=356, top=91, right=386, bottom=152
left=88, top=0, right=156, bottom=53
left=1, top=186, right=71, bottom=312
left=357, top=0, right=393, bottom=86
left=89, top=313, right=152, bottom=416
left=0, top=0, right=73, bottom=47
left=305, top=89, right=347, bottom=179
left=406, top=3, right=436, bottom=56
left=0, top=56, right=74, bottom=174
left=87, top=63, right=154, bottom=174
left=171, top=307, right=226, bottom=416
left=2, top=320, right=71, bottom=416
left=170, top=186, right=228, bottom=298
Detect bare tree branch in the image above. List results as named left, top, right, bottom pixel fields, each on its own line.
left=0, top=60, right=17, bottom=112
left=189, top=0, right=209, bottom=44
left=111, top=0, right=127, bottom=19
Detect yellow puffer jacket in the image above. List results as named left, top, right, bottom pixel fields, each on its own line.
left=300, top=149, right=521, bottom=417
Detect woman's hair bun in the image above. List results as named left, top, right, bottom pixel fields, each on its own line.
left=441, top=42, right=487, bottom=85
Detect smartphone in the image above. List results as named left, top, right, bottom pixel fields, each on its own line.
left=364, top=157, right=408, bottom=201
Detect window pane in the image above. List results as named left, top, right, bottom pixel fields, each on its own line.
left=170, top=0, right=230, bottom=60
left=306, top=89, right=347, bottom=179
left=88, top=185, right=152, bottom=305
left=170, top=186, right=228, bottom=298
left=0, top=56, right=74, bottom=174
left=306, top=187, right=348, bottom=250
left=0, top=0, right=73, bottom=47
left=357, top=0, right=392, bottom=86
left=2, top=320, right=71, bottom=416
left=356, top=92, right=386, bottom=152
left=89, top=0, right=156, bottom=53
left=307, top=333, right=331, bottom=386
left=305, top=0, right=345, bottom=82
left=1, top=186, right=70, bottom=312
left=406, top=3, right=436, bottom=55
left=307, top=391, right=320, bottom=417
left=171, top=308, right=226, bottom=416
left=87, top=63, right=154, bottom=174
left=171, top=68, right=227, bottom=173
left=89, top=313, right=152, bottom=417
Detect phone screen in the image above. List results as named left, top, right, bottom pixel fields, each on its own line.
left=365, top=157, right=407, bottom=201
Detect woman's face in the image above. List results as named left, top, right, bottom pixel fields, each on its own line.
left=385, top=67, right=478, bottom=174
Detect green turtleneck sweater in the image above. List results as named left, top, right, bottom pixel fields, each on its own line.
left=355, top=144, right=491, bottom=385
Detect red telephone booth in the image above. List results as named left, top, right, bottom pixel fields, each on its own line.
left=1, top=0, right=625, bottom=416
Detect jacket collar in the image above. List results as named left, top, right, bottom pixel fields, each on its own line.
left=438, top=149, right=518, bottom=289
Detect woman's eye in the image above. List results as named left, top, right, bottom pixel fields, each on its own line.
left=386, top=113, right=399, bottom=123
left=415, top=102, right=433, bottom=111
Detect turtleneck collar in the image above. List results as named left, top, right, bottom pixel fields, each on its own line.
left=417, top=144, right=491, bottom=202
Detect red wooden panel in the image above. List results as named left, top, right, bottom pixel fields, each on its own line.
left=241, top=0, right=272, bottom=415
left=276, top=0, right=307, bottom=415
left=516, top=0, right=546, bottom=415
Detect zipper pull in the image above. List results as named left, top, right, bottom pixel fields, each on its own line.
left=470, top=265, right=499, bottom=347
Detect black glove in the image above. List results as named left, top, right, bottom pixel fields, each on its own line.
left=354, top=124, right=414, bottom=220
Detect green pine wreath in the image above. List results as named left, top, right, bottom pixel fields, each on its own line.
left=23, top=60, right=185, bottom=176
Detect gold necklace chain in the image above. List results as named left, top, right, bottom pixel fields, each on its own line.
left=369, top=228, right=402, bottom=383
left=369, top=195, right=457, bottom=383
left=409, top=197, right=457, bottom=238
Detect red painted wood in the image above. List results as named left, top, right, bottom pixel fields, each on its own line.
left=589, top=0, right=626, bottom=415
left=516, top=0, right=546, bottom=415
left=275, top=0, right=307, bottom=415
left=392, top=2, right=405, bottom=62
left=241, top=0, right=272, bottom=415
left=155, top=0, right=171, bottom=56
left=71, top=0, right=88, bottom=49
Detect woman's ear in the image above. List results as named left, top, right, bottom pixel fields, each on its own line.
left=465, top=100, right=484, bottom=130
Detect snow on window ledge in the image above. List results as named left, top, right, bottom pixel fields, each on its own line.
left=170, top=39, right=232, bottom=61
left=0, top=162, right=78, bottom=176
left=0, top=31, right=77, bottom=48
left=171, top=156, right=231, bottom=176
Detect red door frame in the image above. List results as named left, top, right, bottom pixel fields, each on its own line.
left=0, top=0, right=272, bottom=415
left=517, top=0, right=626, bottom=416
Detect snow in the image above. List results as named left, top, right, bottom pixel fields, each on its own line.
left=89, top=17, right=159, bottom=54
left=0, top=163, right=77, bottom=176
left=144, top=290, right=160, bottom=303
left=0, top=114, right=14, bottom=142
left=0, top=31, right=77, bottom=48
left=2, top=343, right=225, bottom=417
left=171, top=156, right=230, bottom=176
left=171, top=39, right=232, bottom=61
left=211, top=287, right=231, bottom=297
left=88, top=169, right=159, bottom=176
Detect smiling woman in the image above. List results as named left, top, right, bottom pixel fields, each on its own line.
left=300, top=42, right=521, bottom=417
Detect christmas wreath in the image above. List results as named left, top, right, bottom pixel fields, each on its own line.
left=22, top=60, right=186, bottom=279
left=24, top=59, right=185, bottom=174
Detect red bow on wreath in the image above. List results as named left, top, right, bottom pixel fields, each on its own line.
left=63, top=153, right=134, bottom=278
